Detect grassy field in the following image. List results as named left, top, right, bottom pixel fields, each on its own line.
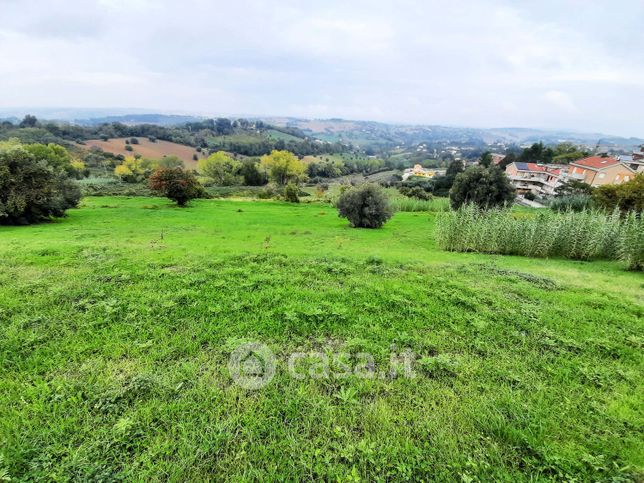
left=0, top=197, right=642, bottom=480
left=84, top=138, right=205, bottom=167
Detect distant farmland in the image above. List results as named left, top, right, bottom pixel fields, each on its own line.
left=83, top=137, right=205, bottom=168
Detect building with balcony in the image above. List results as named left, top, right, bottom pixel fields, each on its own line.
left=505, top=162, right=562, bottom=196
left=567, top=156, right=635, bottom=187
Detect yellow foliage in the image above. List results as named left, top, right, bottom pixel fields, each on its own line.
left=70, top=160, right=86, bottom=171
left=114, top=164, right=132, bottom=177
left=259, top=150, right=305, bottom=185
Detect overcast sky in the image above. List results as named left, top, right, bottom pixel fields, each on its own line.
left=1, top=0, right=643, bottom=136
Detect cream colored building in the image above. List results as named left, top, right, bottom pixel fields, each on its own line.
left=567, top=157, right=635, bottom=187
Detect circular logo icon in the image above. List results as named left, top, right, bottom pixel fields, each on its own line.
left=228, top=342, right=276, bottom=390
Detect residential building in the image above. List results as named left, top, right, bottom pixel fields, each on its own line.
left=401, top=164, right=438, bottom=181
left=567, top=156, right=635, bottom=186
left=505, top=162, right=562, bottom=196
left=619, top=146, right=644, bottom=173
left=491, top=153, right=506, bottom=165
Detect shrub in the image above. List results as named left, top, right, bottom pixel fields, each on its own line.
left=130, top=138, right=139, bottom=145
left=449, top=166, right=515, bottom=209
left=149, top=168, right=205, bottom=206
left=336, top=183, right=393, bottom=228
left=390, top=197, right=450, bottom=213
left=593, top=174, right=643, bottom=213
left=283, top=183, right=300, bottom=203
left=0, top=145, right=81, bottom=225
left=260, top=150, right=305, bottom=186
left=124, top=145, right=133, bottom=152
left=549, top=194, right=593, bottom=212
left=399, top=185, right=433, bottom=200
left=197, top=151, right=241, bottom=186
left=241, top=160, right=268, bottom=186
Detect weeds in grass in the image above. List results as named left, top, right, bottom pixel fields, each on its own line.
left=389, top=197, right=450, bottom=213
left=436, top=204, right=642, bottom=269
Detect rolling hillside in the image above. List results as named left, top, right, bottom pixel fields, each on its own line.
left=83, top=137, right=205, bottom=167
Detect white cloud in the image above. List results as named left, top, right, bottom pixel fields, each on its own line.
left=0, top=0, right=642, bottom=136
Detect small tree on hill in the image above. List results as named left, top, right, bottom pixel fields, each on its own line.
left=284, top=182, right=300, bottom=203
left=197, top=151, right=241, bottom=186
left=450, top=166, right=515, bottom=209
left=260, top=150, right=305, bottom=186
left=0, top=142, right=81, bottom=224
left=336, top=183, right=393, bottom=228
left=149, top=168, right=205, bottom=206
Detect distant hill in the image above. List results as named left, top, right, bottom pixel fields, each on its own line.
left=77, top=114, right=205, bottom=127
left=260, top=117, right=644, bottom=150
left=2, top=108, right=642, bottom=149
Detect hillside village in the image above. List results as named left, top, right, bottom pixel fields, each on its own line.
left=502, top=145, right=643, bottom=199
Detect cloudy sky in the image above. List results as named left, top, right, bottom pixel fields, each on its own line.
left=1, top=0, right=643, bottom=136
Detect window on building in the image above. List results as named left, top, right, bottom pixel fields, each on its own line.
left=598, top=173, right=606, bottom=179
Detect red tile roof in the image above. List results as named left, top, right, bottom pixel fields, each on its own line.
left=571, top=156, right=619, bottom=170
left=515, top=162, right=546, bottom=172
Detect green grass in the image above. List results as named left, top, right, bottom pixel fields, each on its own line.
left=0, top=197, right=642, bottom=480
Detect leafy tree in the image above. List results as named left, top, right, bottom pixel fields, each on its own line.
left=552, top=142, right=589, bottom=164
left=336, top=183, right=393, bottom=228
left=197, top=151, right=241, bottom=186
left=240, top=159, right=268, bottom=186
left=149, top=168, right=205, bottom=206
left=555, top=179, right=593, bottom=197
left=0, top=143, right=81, bottom=224
left=260, top=150, right=305, bottom=186
left=480, top=151, right=493, bottom=168
left=215, top=118, right=234, bottom=135
left=519, top=142, right=555, bottom=164
left=450, top=166, right=516, bottom=209
left=432, top=159, right=464, bottom=197
left=156, top=155, right=184, bottom=169
left=19, top=114, right=38, bottom=128
left=592, top=174, right=644, bottom=213
left=114, top=157, right=159, bottom=182
left=284, top=182, right=300, bottom=203
left=22, top=143, right=72, bottom=171
left=399, top=185, right=432, bottom=200
left=499, top=152, right=517, bottom=169
left=307, top=158, right=343, bottom=178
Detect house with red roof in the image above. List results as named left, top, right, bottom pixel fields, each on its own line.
left=505, top=162, right=563, bottom=196
left=567, top=156, right=635, bottom=187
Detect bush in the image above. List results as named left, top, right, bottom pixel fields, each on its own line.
left=592, top=174, right=643, bottom=213
left=283, top=183, right=300, bottom=203
left=390, top=197, right=450, bottom=213
left=336, top=183, right=393, bottom=228
left=124, top=145, right=133, bottom=152
left=0, top=145, right=81, bottom=225
left=149, top=168, right=206, bottom=206
left=436, top=204, right=640, bottom=269
left=449, top=166, right=515, bottom=209
left=549, top=194, right=593, bottom=212
left=241, top=160, right=268, bottom=186
left=130, top=137, right=139, bottom=145
left=399, top=185, right=433, bottom=200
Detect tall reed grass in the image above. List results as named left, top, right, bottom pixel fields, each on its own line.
left=436, top=204, right=643, bottom=270
left=390, top=197, right=450, bottom=213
